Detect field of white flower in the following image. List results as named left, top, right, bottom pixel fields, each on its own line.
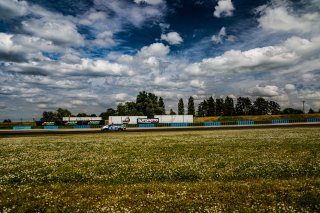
left=0, top=127, right=320, bottom=212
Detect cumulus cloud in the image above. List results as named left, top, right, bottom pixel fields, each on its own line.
left=0, top=33, right=61, bottom=62
left=0, top=0, right=28, bottom=19
left=185, top=35, right=320, bottom=77
left=21, top=18, right=84, bottom=46
left=93, top=0, right=165, bottom=27
left=247, top=85, right=279, bottom=97
left=134, top=0, right=165, bottom=5
left=138, top=43, right=170, bottom=58
left=285, top=84, right=296, bottom=92
left=4, top=59, right=133, bottom=77
left=211, top=27, right=236, bottom=44
left=93, top=31, right=116, bottom=48
left=257, top=6, right=320, bottom=33
left=161, top=32, right=183, bottom=45
left=213, top=0, right=235, bottom=18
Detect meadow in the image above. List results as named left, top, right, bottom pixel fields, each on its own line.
left=0, top=127, right=320, bottom=212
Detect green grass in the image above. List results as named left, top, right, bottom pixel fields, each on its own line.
left=1, top=127, right=320, bottom=212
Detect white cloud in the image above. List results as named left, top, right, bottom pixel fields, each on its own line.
left=0, top=33, right=61, bottom=62
left=258, top=6, right=320, bottom=33
left=0, top=0, right=28, bottom=19
left=161, top=32, right=183, bottom=45
left=185, top=35, right=320, bottom=77
left=134, top=0, right=164, bottom=5
left=93, top=31, right=116, bottom=48
left=93, top=0, right=164, bottom=27
left=138, top=43, right=170, bottom=58
left=285, top=84, right=296, bottom=92
left=5, top=59, right=133, bottom=77
left=79, top=10, right=108, bottom=26
left=190, top=80, right=205, bottom=89
left=212, top=27, right=226, bottom=44
left=247, top=85, right=279, bottom=97
left=213, top=0, right=235, bottom=18
left=21, top=18, right=84, bottom=46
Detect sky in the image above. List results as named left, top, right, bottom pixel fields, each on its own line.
left=0, top=0, right=320, bottom=120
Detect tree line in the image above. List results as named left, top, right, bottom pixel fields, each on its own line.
left=39, top=91, right=319, bottom=121
left=178, top=96, right=318, bottom=117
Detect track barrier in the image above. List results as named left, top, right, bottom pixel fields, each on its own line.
left=204, top=122, right=222, bottom=126
left=44, top=126, right=59, bottom=129
left=13, top=126, right=32, bottom=130
left=307, top=118, right=320, bottom=122
left=272, top=119, right=289, bottom=124
left=237, top=120, right=255, bottom=125
left=171, top=123, right=190, bottom=127
left=139, top=124, right=156, bottom=128
left=5, top=118, right=320, bottom=130
left=74, top=125, right=91, bottom=128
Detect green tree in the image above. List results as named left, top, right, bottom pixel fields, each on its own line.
left=197, top=100, right=208, bottom=117
left=215, top=98, right=224, bottom=116
left=235, top=97, right=252, bottom=115
left=116, top=103, right=127, bottom=116
left=170, top=109, right=176, bottom=115
left=77, top=113, right=88, bottom=117
left=224, top=96, right=235, bottom=116
left=187, top=96, right=195, bottom=116
left=158, top=97, right=166, bottom=115
left=268, top=101, right=281, bottom=115
left=135, top=91, right=161, bottom=116
left=207, top=96, right=216, bottom=116
left=41, top=111, right=58, bottom=121
left=308, top=108, right=315, bottom=114
left=99, top=108, right=116, bottom=120
left=282, top=108, right=303, bottom=114
left=252, top=97, right=269, bottom=115
left=178, top=98, right=184, bottom=115
left=56, top=108, right=72, bottom=120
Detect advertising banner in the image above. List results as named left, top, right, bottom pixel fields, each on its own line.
left=137, top=118, right=159, bottom=124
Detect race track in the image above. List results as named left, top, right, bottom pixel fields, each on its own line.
left=1, top=122, right=320, bottom=136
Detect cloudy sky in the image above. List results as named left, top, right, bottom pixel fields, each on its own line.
left=0, top=0, right=320, bottom=120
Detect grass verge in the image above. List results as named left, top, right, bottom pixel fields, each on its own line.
left=1, top=127, right=320, bottom=212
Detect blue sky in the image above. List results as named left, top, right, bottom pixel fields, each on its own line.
left=0, top=0, right=320, bottom=120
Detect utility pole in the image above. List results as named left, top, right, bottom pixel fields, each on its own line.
left=302, top=100, right=305, bottom=113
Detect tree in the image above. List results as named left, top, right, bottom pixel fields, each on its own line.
left=90, top=114, right=97, bottom=117
left=282, top=108, right=303, bottom=114
left=235, top=97, right=252, bottom=115
left=158, top=97, right=166, bottom=115
left=3, top=119, right=11, bottom=123
left=187, top=96, right=195, bottom=116
left=170, top=109, right=176, bottom=115
left=135, top=91, right=161, bottom=116
left=308, top=108, right=315, bottom=114
left=41, top=111, right=59, bottom=121
left=197, top=100, right=208, bottom=117
left=57, top=108, right=72, bottom=120
left=99, top=108, right=116, bottom=120
left=215, top=98, right=224, bottom=116
left=224, top=96, right=235, bottom=116
left=252, top=97, right=269, bottom=115
left=178, top=98, right=184, bottom=115
left=207, top=96, right=215, bottom=116
left=268, top=101, right=281, bottom=115
left=77, top=113, right=88, bottom=117
left=116, top=103, right=127, bottom=116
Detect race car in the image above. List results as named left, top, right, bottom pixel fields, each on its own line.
left=101, top=124, right=126, bottom=132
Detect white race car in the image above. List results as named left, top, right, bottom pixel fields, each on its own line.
left=101, top=124, right=126, bottom=132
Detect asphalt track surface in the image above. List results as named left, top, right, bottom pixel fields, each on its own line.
left=1, top=123, right=320, bottom=136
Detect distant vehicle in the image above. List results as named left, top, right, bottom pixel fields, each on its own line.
left=101, top=124, right=126, bottom=132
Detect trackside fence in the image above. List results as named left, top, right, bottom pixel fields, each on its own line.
left=7, top=118, right=320, bottom=130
